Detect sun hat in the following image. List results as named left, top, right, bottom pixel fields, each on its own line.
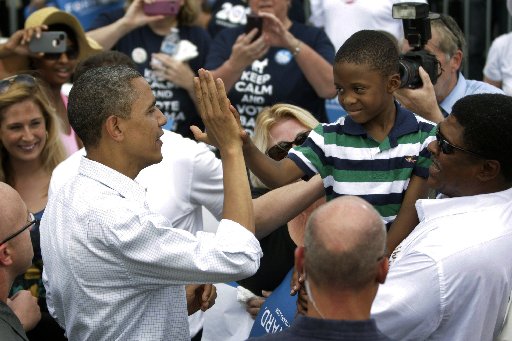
left=25, top=7, right=103, bottom=61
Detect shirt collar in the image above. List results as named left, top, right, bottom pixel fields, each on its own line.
left=342, top=101, right=420, bottom=147
left=79, top=157, right=147, bottom=202
left=440, top=72, right=466, bottom=115
left=416, top=187, right=512, bottom=222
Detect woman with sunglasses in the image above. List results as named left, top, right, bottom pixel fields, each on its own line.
left=0, top=7, right=102, bottom=156
left=0, top=74, right=67, bottom=339
left=238, top=103, right=325, bottom=324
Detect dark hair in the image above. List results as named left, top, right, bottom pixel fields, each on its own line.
left=452, top=93, right=512, bottom=181
left=73, top=51, right=137, bottom=82
left=68, top=65, right=142, bottom=148
left=335, top=30, right=399, bottom=76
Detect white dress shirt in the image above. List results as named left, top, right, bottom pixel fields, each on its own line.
left=48, top=130, right=225, bottom=337
left=41, top=157, right=262, bottom=341
left=372, top=187, right=512, bottom=341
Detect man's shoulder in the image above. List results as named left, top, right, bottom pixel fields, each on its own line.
left=0, top=302, right=27, bottom=341
left=465, top=78, right=505, bottom=96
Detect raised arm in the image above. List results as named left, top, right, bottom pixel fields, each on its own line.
left=193, top=69, right=255, bottom=231
left=86, top=0, right=164, bottom=50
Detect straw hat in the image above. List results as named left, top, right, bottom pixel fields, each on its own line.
left=25, top=7, right=103, bottom=61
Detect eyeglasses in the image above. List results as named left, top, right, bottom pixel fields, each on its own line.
left=266, top=130, right=311, bottom=161
left=43, top=48, right=79, bottom=61
left=435, top=130, right=486, bottom=159
left=0, top=74, right=37, bottom=94
left=0, top=212, right=36, bottom=245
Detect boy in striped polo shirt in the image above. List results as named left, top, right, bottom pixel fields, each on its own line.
left=240, top=30, right=436, bottom=253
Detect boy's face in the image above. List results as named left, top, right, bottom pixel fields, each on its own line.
left=334, top=62, right=399, bottom=126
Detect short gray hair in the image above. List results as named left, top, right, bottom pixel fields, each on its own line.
left=68, top=65, right=142, bottom=148
left=304, top=196, right=386, bottom=289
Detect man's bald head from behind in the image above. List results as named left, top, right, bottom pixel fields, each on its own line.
left=0, top=183, right=33, bottom=278
left=303, top=196, right=387, bottom=290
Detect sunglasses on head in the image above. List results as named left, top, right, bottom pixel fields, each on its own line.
left=435, top=130, right=486, bottom=159
left=43, top=48, right=79, bottom=61
left=0, top=74, right=37, bottom=94
left=266, top=130, right=311, bottom=161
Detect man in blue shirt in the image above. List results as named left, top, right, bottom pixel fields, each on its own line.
left=394, top=14, right=503, bottom=123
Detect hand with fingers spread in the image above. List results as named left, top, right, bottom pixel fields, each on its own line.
left=0, top=26, right=48, bottom=59
left=190, top=69, right=245, bottom=149
left=258, top=12, right=300, bottom=51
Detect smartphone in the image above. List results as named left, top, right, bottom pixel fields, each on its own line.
left=143, top=0, right=181, bottom=16
left=28, top=31, right=67, bottom=54
left=245, top=13, right=263, bottom=41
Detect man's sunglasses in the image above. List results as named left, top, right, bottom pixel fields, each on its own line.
left=0, top=212, right=36, bottom=245
left=435, top=130, right=486, bottom=159
left=43, top=48, right=79, bottom=61
left=0, top=74, right=37, bottom=94
left=266, top=130, right=311, bottom=161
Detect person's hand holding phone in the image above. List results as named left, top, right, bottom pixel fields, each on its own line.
left=0, top=25, right=47, bottom=58
left=121, top=0, right=166, bottom=31
left=226, top=21, right=269, bottom=73
left=258, top=12, right=300, bottom=51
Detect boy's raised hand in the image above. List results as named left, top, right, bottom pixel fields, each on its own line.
left=190, top=69, right=244, bottom=150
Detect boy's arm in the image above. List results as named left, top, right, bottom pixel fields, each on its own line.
left=254, top=175, right=325, bottom=239
left=242, top=140, right=305, bottom=189
left=386, top=175, right=429, bottom=255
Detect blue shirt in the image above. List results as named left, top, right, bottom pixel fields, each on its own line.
left=440, top=73, right=504, bottom=116
left=248, top=315, right=390, bottom=341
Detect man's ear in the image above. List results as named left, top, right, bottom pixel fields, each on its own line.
left=450, top=50, right=463, bottom=73
left=477, top=159, right=501, bottom=182
left=376, top=257, right=389, bottom=284
left=388, top=73, right=402, bottom=93
left=104, top=115, right=124, bottom=142
left=0, top=244, right=13, bottom=267
left=294, top=246, right=305, bottom=274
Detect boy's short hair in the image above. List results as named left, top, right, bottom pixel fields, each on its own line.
left=335, top=30, right=399, bottom=76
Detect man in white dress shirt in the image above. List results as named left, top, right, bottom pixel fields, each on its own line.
left=370, top=93, right=512, bottom=340
left=40, top=66, right=262, bottom=340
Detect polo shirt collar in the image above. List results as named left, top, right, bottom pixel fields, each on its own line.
left=440, top=72, right=466, bottom=115
left=341, top=101, right=420, bottom=147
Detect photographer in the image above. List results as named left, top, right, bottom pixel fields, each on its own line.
left=394, top=13, right=503, bottom=123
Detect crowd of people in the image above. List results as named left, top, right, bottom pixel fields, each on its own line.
left=0, top=1, right=511, bottom=341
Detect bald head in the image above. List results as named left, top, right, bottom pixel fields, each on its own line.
left=304, top=196, right=386, bottom=289
left=0, top=183, right=27, bottom=240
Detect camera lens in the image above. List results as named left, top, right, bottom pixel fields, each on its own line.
left=398, top=57, right=421, bottom=89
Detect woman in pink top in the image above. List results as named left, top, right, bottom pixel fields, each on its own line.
left=0, top=8, right=102, bottom=155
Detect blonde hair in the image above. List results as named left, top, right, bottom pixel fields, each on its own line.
left=251, top=103, right=320, bottom=189
left=0, top=76, right=66, bottom=183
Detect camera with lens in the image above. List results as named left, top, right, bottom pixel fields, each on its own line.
left=392, top=2, right=440, bottom=89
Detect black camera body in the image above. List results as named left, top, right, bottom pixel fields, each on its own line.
left=392, top=2, right=440, bottom=89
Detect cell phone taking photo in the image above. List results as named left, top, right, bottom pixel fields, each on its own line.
left=28, top=31, right=67, bottom=54
left=245, top=13, right=263, bottom=41
left=143, top=0, right=181, bottom=16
